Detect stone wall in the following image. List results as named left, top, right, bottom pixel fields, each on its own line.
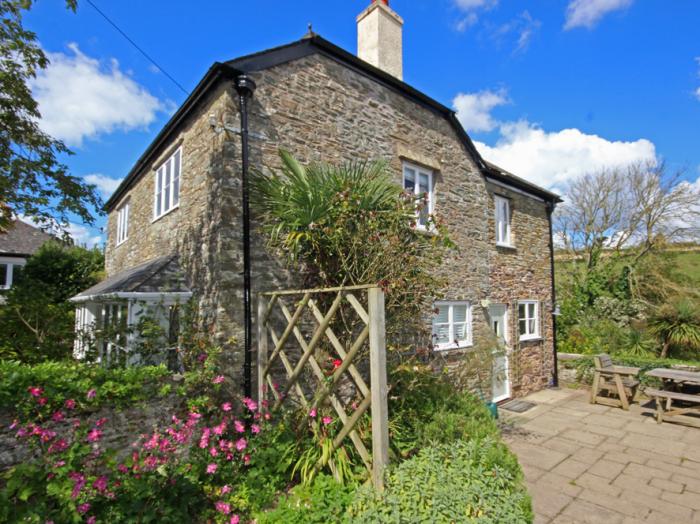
left=103, top=50, right=556, bottom=399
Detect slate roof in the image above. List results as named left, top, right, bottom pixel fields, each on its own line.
left=0, top=221, right=54, bottom=257
left=71, top=255, right=191, bottom=301
left=104, top=34, right=561, bottom=211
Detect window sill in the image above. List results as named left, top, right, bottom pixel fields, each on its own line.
left=152, top=203, right=180, bottom=224
left=115, top=239, right=128, bottom=248
left=519, top=336, right=542, bottom=343
left=496, top=242, right=516, bottom=250
left=434, top=343, right=474, bottom=352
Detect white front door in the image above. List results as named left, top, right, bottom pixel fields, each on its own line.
left=489, top=304, right=511, bottom=403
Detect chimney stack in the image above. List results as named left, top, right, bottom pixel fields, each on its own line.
left=357, top=0, right=404, bottom=80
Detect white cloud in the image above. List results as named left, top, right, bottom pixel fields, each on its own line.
left=564, top=0, right=634, bottom=30
left=84, top=174, right=123, bottom=199
left=454, top=0, right=498, bottom=10
left=696, top=87, right=700, bottom=101
left=30, top=43, right=167, bottom=146
left=493, top=10, right=541, bottom=53
left=473, top=120, right=656, bottom=190
left=453, top=0, right=497, bottom=32
left=453, top=89, right=509, bottom=133
left=18, top=215, right=104, bottom=249
left=695, top=57, right=700, bottom=101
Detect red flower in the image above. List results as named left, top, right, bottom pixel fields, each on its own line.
left=27, top=386, right=43, bottom=397
left=332, top=359, right=342, bottom=370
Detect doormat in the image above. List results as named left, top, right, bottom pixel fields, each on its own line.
left=501, top=400, right=537, bottom=413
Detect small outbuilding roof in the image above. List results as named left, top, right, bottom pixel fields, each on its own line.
left=0, top=220, right=54, bottom=257
left=71, top=255, right=191, bottom=302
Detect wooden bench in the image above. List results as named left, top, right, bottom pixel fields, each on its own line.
left=645, top=387, right=700, bottom=424
left=590, top=354, right=641, bottom=411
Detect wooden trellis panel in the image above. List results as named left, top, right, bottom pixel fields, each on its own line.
left=257, top=284, right=389, bottom=490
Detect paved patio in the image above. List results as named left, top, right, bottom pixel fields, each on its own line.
left=502, top=387, right=700, bottom=524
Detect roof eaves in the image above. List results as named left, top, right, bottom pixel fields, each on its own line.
left=104, top=62, right=243, bottom=211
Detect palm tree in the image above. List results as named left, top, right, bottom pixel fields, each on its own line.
left=648, top=301, right=700, bottom=359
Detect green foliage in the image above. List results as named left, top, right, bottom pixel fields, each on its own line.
left=252, top=151, right=453, bottom=344
left=0, top=241, right=104, bottom=362
left=648, top=301, right=700, bottom=359
left=348, top=439, right=532, bottom=523
left=387, top=363, right=505, bottom=460
left=0, top=360, right=171, bottom=418
left=256, top=474, right=357, bottom=524
left=0, top=0, right=100, bottom=231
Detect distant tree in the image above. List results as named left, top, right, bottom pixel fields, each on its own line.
left=0, top=241, right=103, bottom=362
left=0, top=0, right=100, bottom=232
left=648, top=301, right=700, bottom=359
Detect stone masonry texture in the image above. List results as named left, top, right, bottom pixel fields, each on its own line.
left=103, top=51, right=555, bottom=398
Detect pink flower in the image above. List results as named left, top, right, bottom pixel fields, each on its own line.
left=221, top=402, right=232, bottom=412
left=86, top=389, right=96, bottom=400
left=213, top=422, right=226, bottom=436
left=230, top=515, right=240, bottom=524
left=9, top=419, right=19, bottom=430
left=64, top=399, right=76, bottom=410
left=209, top=446, right=219, bottom=457
left=221, top=485, right=231, bottom=494
left=48, top=439, right=68, bottom=454
left=51, top=411, right=64, bottom=422
left=234, top=420, right=245, bottom=433
left=87, top=428, right=102, bottom=443
left=117, top=464, right=129, bottom=474
left=251, top=424, right=260, bottom=434
left=206, top=463, right=218, bottom=474
left=37, top=397, right=47, bottom=406
left=322, top=416, right=332, bottom=426
left=77, top=503, right=90, bottom=514
left=309, top=408, right=317, bottom=418
left=87, top=517, right=96, bottom=524
left=215, top=501, right=231, bottom=514
left=27, top=386, right=43, bottom=397
left=235, top=438, right=247, bottom=452
left=96, top=417, right=108, bottom=427
left=264, top=412, right=271, bottom=420
left=93, top=475, right=108, bottom=492
left=242, top=398, right=257, bottom=411
left=199, top=427, right=211, bottom=449
left=243, top=454, right=251, bottom=465
left=212, top=375, right=225, bottom=384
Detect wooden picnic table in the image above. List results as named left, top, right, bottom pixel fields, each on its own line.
left=646, top=368, right=700, bottom=387
left=645, top=368, right=700, bottom=424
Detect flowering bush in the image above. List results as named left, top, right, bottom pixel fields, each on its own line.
left=0, top=374, right=296, bottom=523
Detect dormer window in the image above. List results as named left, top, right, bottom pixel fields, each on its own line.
left=403, top=162, right=433, bottom=230
left=495, top=195, right=511, bottom=247
left=154, top=147, right=181, bottom=220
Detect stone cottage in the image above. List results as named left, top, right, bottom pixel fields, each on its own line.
left=72, top=0, right=561, bottom=401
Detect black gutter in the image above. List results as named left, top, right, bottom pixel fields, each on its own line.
left=546, top=201, right=559, bottom=388
left=235, top=75, right=257, bottom=400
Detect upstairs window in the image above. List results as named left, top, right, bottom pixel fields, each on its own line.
left=518, top=300, right=539, bottom=340
left=432, top=301, right=472, bottom=351
left=0, top=263, right=9, bottom=290
left=403, top=162, right=433, bottom=230
left=154, top=148, right=181, bottom=220
left=116, top=200, right=130, bottom=246
left=495, top=195, right=511, bottom=246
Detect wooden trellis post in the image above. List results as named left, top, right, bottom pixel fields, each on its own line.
left=255, top=285, right=389, bottom=490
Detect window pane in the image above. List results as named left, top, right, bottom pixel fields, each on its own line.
left=519, top=319, right=527, bottom=335
left=419, top=173, right=430, bottom=194
left=155, top=168, right=163, bottom=216
left=528, top=319, right=536, bottom=335
left=434, top=306, right=449, bottom=324
left=434, top=324, right=450, bottom=345
left=403, top=168, right=415, bottom=191
left=173, top=151, right=181, bottom=205
left=163, top=162, right=171, bottom=210
left=454, top=322, right=467, bottom=341
left=0, top=264, right=7, bottom=287
left=528, top=303, right=536, bottom=319
left=453, top=305, right=467, bottom=323
left=518, top=303, right=526, bottom=320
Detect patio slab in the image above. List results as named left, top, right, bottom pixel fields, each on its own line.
left=502, top=388, right=700, bottom=523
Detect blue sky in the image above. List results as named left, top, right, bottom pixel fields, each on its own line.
left=24, top=0, right=700, bottom=246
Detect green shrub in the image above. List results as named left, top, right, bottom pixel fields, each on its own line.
left=256, top=474, right=356, bottom=523
left=388, top=363, right=499, bottom=458
left=348, top=439, right=532, bottom=523
left=0, top=360, right=171, bottom=418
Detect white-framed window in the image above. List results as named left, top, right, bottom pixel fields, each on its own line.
left=403, top=162, right=434, bottom=230
left=518, top=300, right=539, bottom=341
left=154, top=147, right=181, bottom=220
left=495, top=195, right=511, bottom=247
left=0, top=258, right=25, bottom=290
left=116, top=200, right=130, bottom=246
left=432, top=301, right=472, bottom=350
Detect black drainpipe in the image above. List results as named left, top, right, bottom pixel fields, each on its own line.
left=235, top=74, right=256, bottom=400
left=546, top=200, right=559, bottom=388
